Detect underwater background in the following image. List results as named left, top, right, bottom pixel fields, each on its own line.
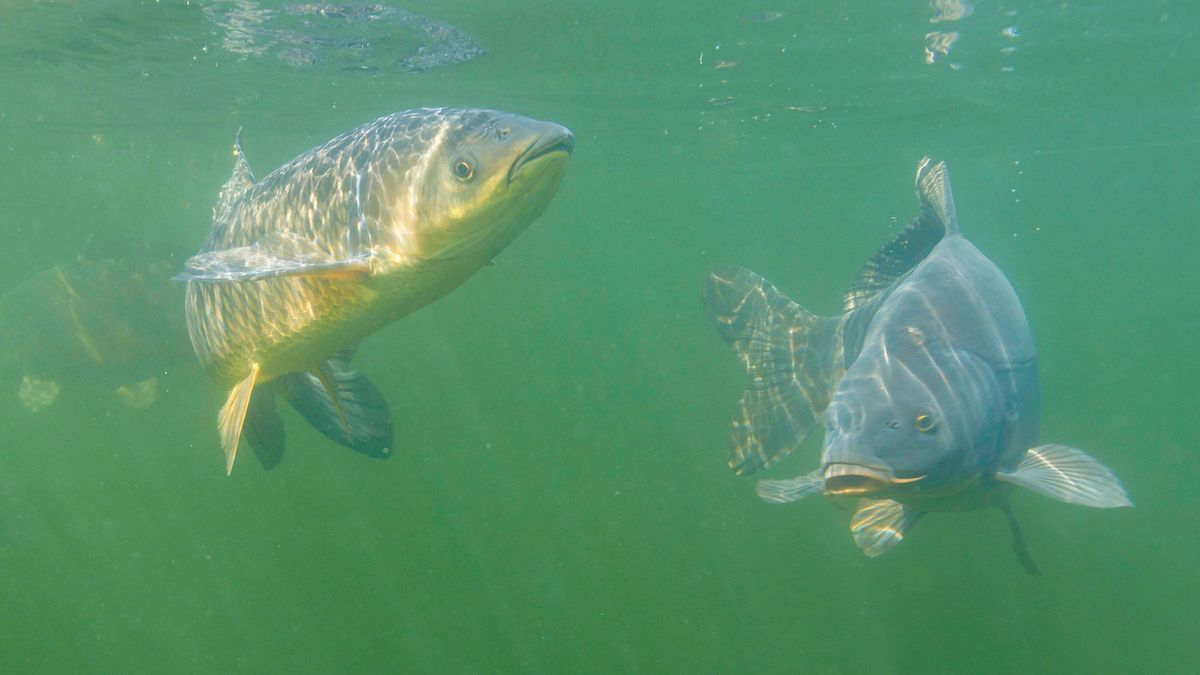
left=1, top=0, right=1196, bottom=672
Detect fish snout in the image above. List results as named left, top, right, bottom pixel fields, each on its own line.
left=822, top=463, right=894, bottom=496
left=822, top=462, right=929, bottom=497
left=507, top=122, right=574, bottom=183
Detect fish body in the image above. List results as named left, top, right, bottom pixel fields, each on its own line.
left=180, top=108, right=573, bottom=473
left=0, top=250, right=189, bottom=411
left=819, top=225, right=1040, bottom=512
left=706, top=158, right=1129, bottom=573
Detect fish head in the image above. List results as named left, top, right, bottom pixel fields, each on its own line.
left=819, top=333, right=1005, bottom=500
left=383, top=108, right=573, bottom=261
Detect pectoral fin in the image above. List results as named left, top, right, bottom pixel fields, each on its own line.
left=850, top=499, right=924, bottom=557
left=997, top=444, right=1132, bottom=508
left=218, top=364, right=259, bottom=475
left=756, top=470, right=825, bottom=503
left=175, top=232, right=374, bottom=283
left=277, top=354, right=393, bottom=459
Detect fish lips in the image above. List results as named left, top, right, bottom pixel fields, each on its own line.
left=822, top=462, right=926, bottom=497
left=507, top=124, right=574, bottom=183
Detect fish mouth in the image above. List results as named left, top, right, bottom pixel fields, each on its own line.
left=508, top=125, right=574, bottom=183
left=822, top=463, right=926, bottom=496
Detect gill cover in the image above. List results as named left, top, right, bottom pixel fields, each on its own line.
left=401, top=110, right=573, bottom=261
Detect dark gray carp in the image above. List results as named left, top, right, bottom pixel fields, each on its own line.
left=705, top=158, right=1130, bottom=574
left=178, top=108, right=573, bottom=474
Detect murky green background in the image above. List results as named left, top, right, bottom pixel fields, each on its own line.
left=1, top=1, right=1197, bottom=672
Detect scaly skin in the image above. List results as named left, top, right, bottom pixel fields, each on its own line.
left=185, top=108, right=572, bottom=388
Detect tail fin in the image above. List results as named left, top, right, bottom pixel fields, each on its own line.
left=705, top=267, right=838, bottom=475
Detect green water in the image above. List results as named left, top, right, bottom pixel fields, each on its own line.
left=1, top=1, right=1197, bottom=672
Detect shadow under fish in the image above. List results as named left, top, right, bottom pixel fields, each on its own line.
left=705, top=158, right=1131, bottom=575
left=178, top=108, right=573, bottom=474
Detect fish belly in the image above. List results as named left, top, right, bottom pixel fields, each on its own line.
left=184, top=254, right=483, bottom=386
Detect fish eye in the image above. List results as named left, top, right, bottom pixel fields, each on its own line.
left=915, top=412, right=938, bottom=433
left=496, top=126, right=511, bottom=140
left=452, top=158, right=474, bottom=181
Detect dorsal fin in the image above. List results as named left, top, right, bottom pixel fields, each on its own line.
left=213, top=128, right=255, bottom=224
left=915, top=156, right=960, bottom=236
left=841, top=157, right=958, bottom=312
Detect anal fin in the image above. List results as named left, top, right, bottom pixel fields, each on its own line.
left=218, top=364, right=259, bottom=475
